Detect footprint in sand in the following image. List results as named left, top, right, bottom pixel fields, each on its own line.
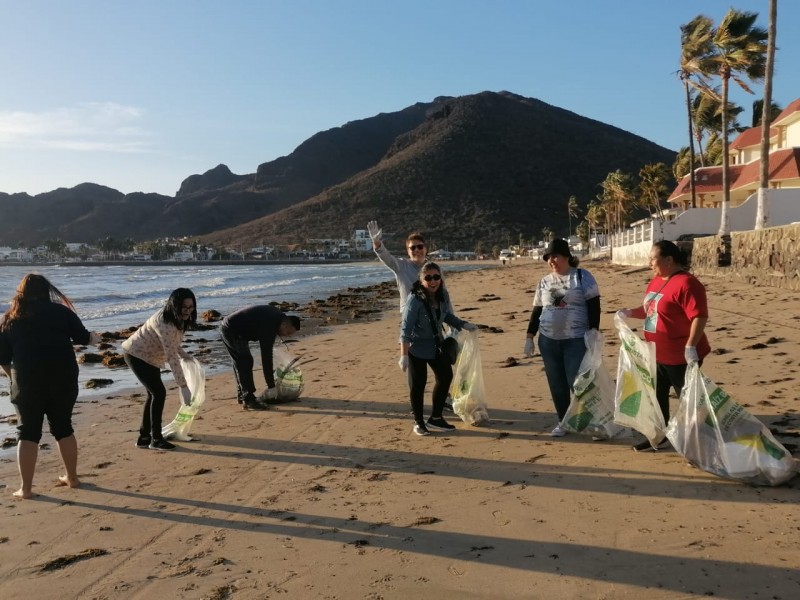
left=492, top=510, right=510, bottom=526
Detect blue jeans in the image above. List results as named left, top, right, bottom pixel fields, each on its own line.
left=538, top=334, right=587, bottom=419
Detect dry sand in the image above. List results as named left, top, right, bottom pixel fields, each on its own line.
left=1, top=260, right=799, bottom=599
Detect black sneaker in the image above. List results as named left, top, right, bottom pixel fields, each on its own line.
left=413, top=423, right=430, bottom=436
left=443, top=397, right=455, bottom=413
left=632, top=438, right=668, bottom=452
left=149, top=438, right=176, bottom=451
left=427, top=417, right=456, bottom=431
left=135, top=435, right=151, bottom=449
left=242, top=398, right=267, bottom=410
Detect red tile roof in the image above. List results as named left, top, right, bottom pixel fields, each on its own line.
left=772, top=98, right=800, bottom=126
left=729, top=126, right=777, bottom=150
left=668, top=148, right=800, bottom=200
left=734, top=148, right=800, bottom=187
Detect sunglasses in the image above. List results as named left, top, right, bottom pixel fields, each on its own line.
left=408, top=244, right=425, bottom=251
left=423, top=274, right=441, bottom=282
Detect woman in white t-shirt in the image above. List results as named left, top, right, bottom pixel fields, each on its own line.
left=523, top=239, right=601, bottom=437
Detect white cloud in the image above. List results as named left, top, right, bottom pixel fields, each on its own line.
left=0, top=102, right=155, bottom=153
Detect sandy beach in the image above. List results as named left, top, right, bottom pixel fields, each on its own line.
left=1, top=260, right=799, bottom=600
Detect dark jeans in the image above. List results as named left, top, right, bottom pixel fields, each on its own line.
left=407, top=352, right=453, bottom=423
left=10, top=363, right=78, bottom=443
left=220, top=326, right=255, bottom=401
left=537, top=334, right=587, bottom=420
left=124, top=353, right=167, bottom=439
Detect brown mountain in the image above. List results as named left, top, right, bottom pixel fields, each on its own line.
left=202, top=91, right=675, bottom=249
left=0, top=91, right=674, bottom=248
left=0, top=102, right=436, bottom=246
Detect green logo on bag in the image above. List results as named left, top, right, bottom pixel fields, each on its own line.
left=567, top=411, right=593, bottom=431
left=619, top=391, right=641, bottom=417
left=574, top=379, right=595, bottom=398
left=759, top=433, right=787, bottom=460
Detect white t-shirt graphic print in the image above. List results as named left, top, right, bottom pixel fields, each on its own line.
left=532, top=268, right=600, bottom=340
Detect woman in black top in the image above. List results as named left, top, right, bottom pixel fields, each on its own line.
left=0, top=274, right=99, bottom=499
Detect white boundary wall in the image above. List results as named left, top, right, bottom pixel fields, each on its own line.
left=611, top=189, right=800, bottom=266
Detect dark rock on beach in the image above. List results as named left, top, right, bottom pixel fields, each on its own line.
left=85, top=379, right=114, bottom=389
left=201, top=310, right=222, bottom=322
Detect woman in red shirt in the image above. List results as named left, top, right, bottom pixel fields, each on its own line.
left=618, top=240, right=710, bottom=451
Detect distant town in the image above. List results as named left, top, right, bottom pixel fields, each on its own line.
left=0, top=229, right=567, bottom=264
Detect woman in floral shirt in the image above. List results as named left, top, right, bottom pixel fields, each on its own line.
left=122, top=288, right=197, bottom=450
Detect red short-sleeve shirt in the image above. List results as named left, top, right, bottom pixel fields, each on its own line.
left=642, top=271, right=710, bottom=365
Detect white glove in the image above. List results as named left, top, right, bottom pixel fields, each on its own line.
left=616, top=309, right=632, bottom=320
left=366, top=220, right=382, bottom=243
left=180, top=387, right=193, bottom=406
left=584, top=328, right=600, bottom=349
left=399, top=355, right=409, bottom=372
left=265, top=386, right=278, bottom=400
left=462, top=322, right=478, bottom=332
left=523, top=338, right=535, bottom=358
left=684, top=346, right=699, bottom=366
left=89, top=332, right=102, bottom=345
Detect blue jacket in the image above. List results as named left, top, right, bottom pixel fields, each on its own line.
left=400, top=292, right=466, bottom=360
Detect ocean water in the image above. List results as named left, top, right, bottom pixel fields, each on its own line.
left=0, top=261, right=486, bottom=439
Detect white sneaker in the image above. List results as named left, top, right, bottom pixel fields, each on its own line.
left=550, top=425, right=567, bottom=437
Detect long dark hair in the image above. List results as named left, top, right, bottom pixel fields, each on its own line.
left=161, top=288, right=197, bottom=331
left=1, top=273, right=75, bottom=331
left=652, top=240, right=689, bottom=269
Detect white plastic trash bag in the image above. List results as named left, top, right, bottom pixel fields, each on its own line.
left=666, top=364, right=798, bottom=486
left=613, top=313, right=665, bottom=446
left=561, top=330, right=625, bottom=439
left=162, top=357, right=206, bottom=442
left=449, top=330, right=489, bottom=425
left=273, top=347, right=304, bottom=401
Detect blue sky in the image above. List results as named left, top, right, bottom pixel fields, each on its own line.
left=1, top=0, right=796, bottom=196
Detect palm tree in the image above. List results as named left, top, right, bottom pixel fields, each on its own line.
left=638, top=163, right=671, bottom=221
left=692, top=91, right=744, bottom=166
left=566, top=195, right=579, bottom=238
left=679, top=15, right=716, bottom=208
left=707, top=8, right=768, bottom=236
left=585, top=200, right=605, bottom=248
left=751, top=98, right=782, bottom=128
left=598, top=170, right=635, bottom=234
left=755, top=0, right=777, bottom=230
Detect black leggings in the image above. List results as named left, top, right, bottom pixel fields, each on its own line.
left=656, top=362, right=698, bottom=422
left=407, top=352, right=453, bottom=424
left=11, top=364, right=78, bottom=443
left=124, top=353, right=167, bottom=439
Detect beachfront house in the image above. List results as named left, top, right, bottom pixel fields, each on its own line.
left=354, top=229, right=371, bottom=251
left=609, top=97, right=800, bottom=265
left=0, top=246, right=33, bottom=261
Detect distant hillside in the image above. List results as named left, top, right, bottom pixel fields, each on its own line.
left=0, top=92, right=675, bottom=248
left=203, top=91, right=676, bottom=249
left=0, top=102, right=436, bottom=245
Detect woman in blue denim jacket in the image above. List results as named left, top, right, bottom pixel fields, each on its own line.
left=399, top=262, right=477, bottom=436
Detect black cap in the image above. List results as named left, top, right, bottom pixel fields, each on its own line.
left=542, top=239, right=572, bottom=261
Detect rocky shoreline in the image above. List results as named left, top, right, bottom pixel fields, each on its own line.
left=75, top=279, right=400, bottom=390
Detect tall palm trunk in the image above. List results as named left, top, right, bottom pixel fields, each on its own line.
left=684, top=81, right=698, bottom=208
left=718, top=71, right=731, bottom=236
left=755, top=0, right=777, bottom=230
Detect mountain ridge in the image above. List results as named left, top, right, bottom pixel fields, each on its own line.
left=0, top=91, right=674, bottom=248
